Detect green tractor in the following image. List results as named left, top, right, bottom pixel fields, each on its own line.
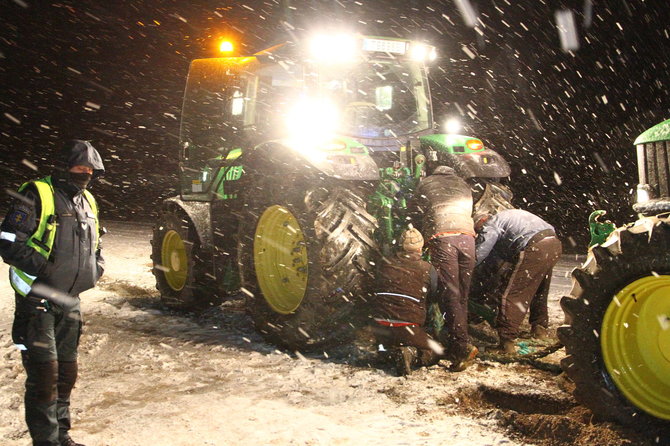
left=559, top=119, right=670, bottom=429
left=151, top=34, right=510, bottom=350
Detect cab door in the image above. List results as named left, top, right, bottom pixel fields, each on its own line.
left=179, top=57, right=259, bottom=200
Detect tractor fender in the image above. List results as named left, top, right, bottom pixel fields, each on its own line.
left=162, top=196, right=213, bottom=248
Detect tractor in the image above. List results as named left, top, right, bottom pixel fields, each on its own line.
left=151, top=34, right=510, bottom=351
left=559, top=119, right=670, bottom=429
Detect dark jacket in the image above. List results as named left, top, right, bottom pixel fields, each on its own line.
left=0, top=142, right=105, bottom=296
left=374, top=251, right=437, bottom=325
left=410, top=166, right=474, bottom=239
left=475, top=209, right=555, bottom=265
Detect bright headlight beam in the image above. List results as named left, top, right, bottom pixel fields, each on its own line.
left=284, top=97, right=340, bottom=151
left=637, top=186, right=650, bottom=204
left=410, top=43, right=428, bottom=61
left=409, top=42, right=437, bottom=62
left=445, top=118, right=462, bottom=134
left=309, top=34, right=358, bottom=63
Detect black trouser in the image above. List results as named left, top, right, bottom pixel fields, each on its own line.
left=12, top=293, right=82, bottom=446
left=428, top=234, right=476, bottom=361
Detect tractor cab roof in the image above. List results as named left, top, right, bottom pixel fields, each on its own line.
left=245, top=35, right=435, bottom=65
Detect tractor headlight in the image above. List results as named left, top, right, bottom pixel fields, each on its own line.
left=409, top=42, right=437, bottom=62
left=309, top=34, right=358, bottom=63
left=445, top=118, right=462, bottom=134
left=636, top=184, right=651, bottom=204
left=285, top=97, right=340, bottom=150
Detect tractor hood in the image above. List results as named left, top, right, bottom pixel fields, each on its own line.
left=634, top=118, right=670, bottom=145
left=420, top=134, right=511, bottom=179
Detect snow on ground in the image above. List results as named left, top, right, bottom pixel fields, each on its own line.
left=0, top=221, right=627, bottom=446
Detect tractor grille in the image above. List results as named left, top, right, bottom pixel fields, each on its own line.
left=641, top=140, right=670, bottom=199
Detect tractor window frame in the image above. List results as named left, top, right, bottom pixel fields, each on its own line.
left=179, top=58, right=258, bottom=200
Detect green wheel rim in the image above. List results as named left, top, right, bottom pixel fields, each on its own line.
left=601, top=275, right=670, bottom=420
left=161, top=229, right=188, bottom=292
left=254, top=205, right=308, bottom=314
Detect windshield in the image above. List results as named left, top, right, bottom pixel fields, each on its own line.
left=315, top=59, right=432, bottom=138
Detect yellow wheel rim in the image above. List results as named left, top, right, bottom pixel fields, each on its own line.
left=602, top=275, right=670, bottom=420
left=161, top=229, right=188, bottom=292
left=254, top=205, right=308, bottom=314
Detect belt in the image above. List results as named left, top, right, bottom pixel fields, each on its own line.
left=430, top=230, right=475, bottom=240
left=527, top=229, right=557, bottom=246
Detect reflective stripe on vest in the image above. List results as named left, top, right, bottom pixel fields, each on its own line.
left=24, top=177, right=57, bottom=258
left=9, top=266, right=36, bottom=296
left=82, top=189, right=100, bottom=249
left=0, top=231, right=17, bottom=242
left=9, top=176, right=99, bottom=296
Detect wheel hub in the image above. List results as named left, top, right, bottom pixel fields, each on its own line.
left=254, top=205, right=308, bottom=314
left=602, top=275, right=670, bottom=420
left=161, top=229, right=188, bottom=292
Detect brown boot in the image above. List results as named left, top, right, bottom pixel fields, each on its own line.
left=495, top=339, right=517, bottom=355
left=418, top=349, right=441, bottom=368
left=531, top=325, right=549, bottom=340
left=393, top=346, right=418, bottom=377
left=449, top=344, right=479, bottom=372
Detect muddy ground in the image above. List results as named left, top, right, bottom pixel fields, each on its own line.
left=0, top=222, right=664, bottom=445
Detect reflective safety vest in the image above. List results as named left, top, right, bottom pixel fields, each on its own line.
left=9, top=176, right=99, bottom=297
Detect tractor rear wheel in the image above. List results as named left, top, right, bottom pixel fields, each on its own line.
left=238, top=178, right=378, bottom=351
left=558, top=218, right=670, bottom=431
left=151, top=206, right=219, bottom=310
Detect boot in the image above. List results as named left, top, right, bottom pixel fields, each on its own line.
left=61, top=437, right=85, bottom=446
left=531, top=325, right=549, bottom=340
left=449, top=344, right=479, bottom=372
left=494, top=338, right=517, bottom=355
left=393, top=346, right=418, bottom=376
left=418, top=349, right=441, bottom=368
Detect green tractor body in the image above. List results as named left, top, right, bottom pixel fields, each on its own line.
left=152, top=35, right=510, bottom=350
left=559, top=119, right=670, bottom=430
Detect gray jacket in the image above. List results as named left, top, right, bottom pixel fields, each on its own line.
left=410, top=166, right=474, bottom=239
left=475, top=209, right=555, bottom=265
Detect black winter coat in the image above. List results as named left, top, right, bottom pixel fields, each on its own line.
left=0, top=173, right=104, bottom=296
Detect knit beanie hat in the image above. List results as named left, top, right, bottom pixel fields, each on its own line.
left=400, top=228, right=424, bottom=252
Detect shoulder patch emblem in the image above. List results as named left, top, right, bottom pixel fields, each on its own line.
left=9, top=210, right=28, bottom=226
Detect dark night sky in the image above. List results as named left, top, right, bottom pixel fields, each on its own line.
left=1, top=0, right=669, bottom=249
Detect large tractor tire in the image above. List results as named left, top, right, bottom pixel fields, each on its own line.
left=151, top=206, right=219, bottom=310
left=558, top=218, right=670, bottom=431
left=238, top=177, right=378, bottom=351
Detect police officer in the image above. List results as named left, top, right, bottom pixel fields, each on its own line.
left=409, top=166, right=478, bottom=372
left=371, top=228, right=441, bottom=376
left=0, top=140, right=105, bottom=446
left=474, top=209, right=562, bottom=354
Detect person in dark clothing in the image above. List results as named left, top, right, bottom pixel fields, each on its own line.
left=372, top=228, right=442, bottom=376
left=409, top=166, right=478, bottom=372
left=0, top=140, right=105, bottom=446
left=474, top=209, right=563, bottom=354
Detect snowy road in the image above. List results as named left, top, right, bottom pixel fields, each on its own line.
left=0, top=222, right=648, bottom=445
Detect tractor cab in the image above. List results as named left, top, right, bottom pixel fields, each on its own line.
left=177, top=35, right=442, bottom=200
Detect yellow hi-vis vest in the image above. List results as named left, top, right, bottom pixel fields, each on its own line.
left=9, top=176, right=99, bottom=297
